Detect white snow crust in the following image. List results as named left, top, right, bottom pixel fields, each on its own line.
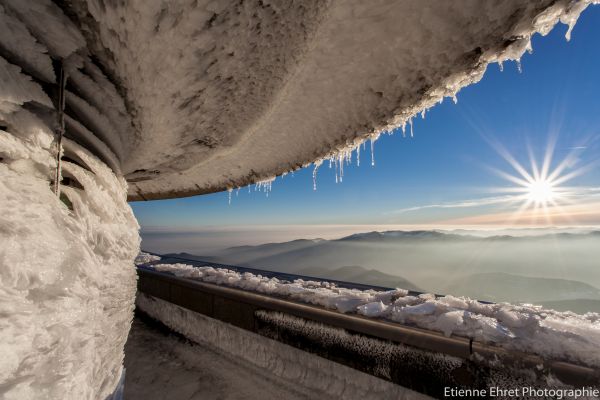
left=1, top=68, right=140, bottom=399
left=136, top=293, right=430, bottom=400
left=150, top=261, right=600, bottom=368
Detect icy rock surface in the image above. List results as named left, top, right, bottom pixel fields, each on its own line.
left=0, top=101, right=140, bottom=398
left=151, top=261, right=600, bottom=368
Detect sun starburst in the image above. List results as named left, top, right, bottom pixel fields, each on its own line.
left=486, top=134, right=594, bottom=225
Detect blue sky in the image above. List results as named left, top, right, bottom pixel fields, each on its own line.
left=132, top=7, right=600, bottom=234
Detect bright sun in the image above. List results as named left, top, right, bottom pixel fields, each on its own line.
left=486, top=134, right=591, bottom=224
left=526, top=179, right=556, bottom=205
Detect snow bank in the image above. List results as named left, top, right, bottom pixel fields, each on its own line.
left=136, top=293, right=429, bottom=400
left=1, top=75, right=139, bottom=399
left=149, top=261, right=600, bottom=368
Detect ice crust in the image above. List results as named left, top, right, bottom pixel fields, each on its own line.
left=7, top=0, right=596, bottom=199
left=136, top=293, right=430, bottom=400
left=150, top=261, right=600, bottom=368
left=114, top=0, right=598, bottom=199
left=0, top=69, right=140, bottom=398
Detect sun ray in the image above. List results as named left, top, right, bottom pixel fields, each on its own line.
left=483, top=133, right=595, bottom=226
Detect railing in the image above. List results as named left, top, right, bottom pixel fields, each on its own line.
left=136, top=258, right=600, bottom=399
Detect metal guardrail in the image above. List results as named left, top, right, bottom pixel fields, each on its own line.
left=136, top=266, right=599, bottom=398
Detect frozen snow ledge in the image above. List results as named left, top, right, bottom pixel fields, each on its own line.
left=135, top=293, right=430, bottom=400
left=0, top=109, right=140, bottom=398
left=136, top=266, right=600, bottom=397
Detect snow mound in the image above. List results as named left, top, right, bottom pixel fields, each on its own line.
left=135, top=252, right=161, bottom=266
left=150, top=262, right=600, bottom=368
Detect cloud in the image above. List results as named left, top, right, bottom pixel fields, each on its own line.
left=439, top=201, right=600, bottom=226
left=391, top=187, right=600, bottom=215
left=391, top=194, right=524, bottom=214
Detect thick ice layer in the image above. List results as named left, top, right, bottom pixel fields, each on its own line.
left=150, top=261, right=600, bottom=368
left=1, top=102, right=140, bottom=398
left=136, top=293, right=429, bottom=400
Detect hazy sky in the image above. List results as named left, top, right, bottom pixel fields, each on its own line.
left=132, top=8, right=600, bottom=235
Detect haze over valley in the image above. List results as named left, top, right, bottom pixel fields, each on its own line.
left=144, top=228, right=600, bottom=314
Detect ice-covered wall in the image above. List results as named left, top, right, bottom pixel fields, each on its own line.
left=0, top=54, right=140, bottom=399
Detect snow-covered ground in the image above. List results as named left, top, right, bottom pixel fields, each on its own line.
left=141, top=255, right=600, bottom=369
left=124, top=318, right=324, bottom=400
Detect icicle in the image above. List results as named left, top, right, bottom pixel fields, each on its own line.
left=421, top=109, right=426, bottom=120
left=356, top=146, right=360, bottom=167
left=334, top=157, right=339, bottom=183
left=236, top=188, right=240, bottom=196
left=409, top=117, right=414, bottom=138
left=227, top=188, right=233, bottom=205
left=312, top=161, right=321, bottom=191
left=498, top=61, right=504, bottom=72
left=255, top=177, right=275, bottom=197
left=565, top=21, right=576, bottom=42
left=452, top=94, right=458, bottom=104
left=516, top=60, right=522, bottom=73
left=370, top=137, right=375, bottom=166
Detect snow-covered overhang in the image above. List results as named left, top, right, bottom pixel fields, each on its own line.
left=1, top=0, right=596, bottom=201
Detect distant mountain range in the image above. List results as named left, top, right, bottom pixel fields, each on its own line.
left=445, top=272, right=600, bottom=303
left=297, top=265, right=421, bottom=291
left=162, top=229, right=600, bottom=313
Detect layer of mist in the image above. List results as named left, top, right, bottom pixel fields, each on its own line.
left=151, top=229, right=600, bottom=313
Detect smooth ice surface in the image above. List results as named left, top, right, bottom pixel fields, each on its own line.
left=148, top=260, right=600, bottom=368
left=136, top=293, right=429, bottom=400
